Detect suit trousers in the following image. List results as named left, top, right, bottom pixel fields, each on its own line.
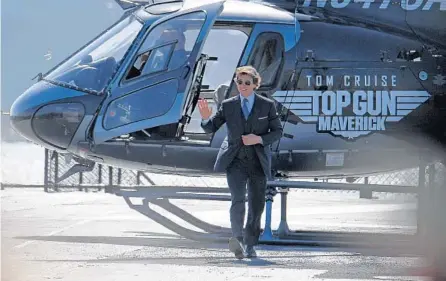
left=226, top=155, right=267, bottom=246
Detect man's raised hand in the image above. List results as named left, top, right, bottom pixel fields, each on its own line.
left=198, top=98, right=212, bottom=120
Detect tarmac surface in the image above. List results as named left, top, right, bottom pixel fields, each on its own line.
left=1, top=187, right=429, bottom=281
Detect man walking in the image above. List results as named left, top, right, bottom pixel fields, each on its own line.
left=198, top=66, right=283, bottom=259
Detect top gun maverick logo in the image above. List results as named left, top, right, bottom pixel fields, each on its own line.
left=298, top=0, right=445, bottom=10
left=273, top=74, right=432, bottom=140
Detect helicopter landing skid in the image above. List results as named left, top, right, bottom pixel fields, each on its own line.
left=106, top=175, right=423, bottom=250
left=109, top=186, right=234, bottom=242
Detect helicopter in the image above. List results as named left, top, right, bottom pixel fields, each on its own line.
left=9, top=0, right=446, bottom=182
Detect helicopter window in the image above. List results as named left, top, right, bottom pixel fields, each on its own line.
left=103, top=79, right=180, bottom=130
left=44, top=15, right=143, bottom=94
left=124, top=11, right=206, bottom=81
left=184, top=25, right=250, bottom=134
left=126, top=43, right=176, bottom=79
left=200, top=27, right=250, bottom=90
left=246, top=32, right=284, bottom=88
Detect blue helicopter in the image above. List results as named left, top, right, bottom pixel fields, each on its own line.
left=10, top=0, right=446, bottom=182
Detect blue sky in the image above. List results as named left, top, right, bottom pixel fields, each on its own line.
left=1, top=0, right=124, bottom=111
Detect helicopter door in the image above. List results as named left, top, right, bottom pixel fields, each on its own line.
left=91, top=1, right=224, bottom=144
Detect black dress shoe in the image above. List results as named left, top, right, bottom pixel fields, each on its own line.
left=245, top=246, right=257, bottom=258
left=229, top=237, right=244, bottom=259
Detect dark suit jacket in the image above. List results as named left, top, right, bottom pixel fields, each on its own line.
left=201, top=93, right=283, bottom=179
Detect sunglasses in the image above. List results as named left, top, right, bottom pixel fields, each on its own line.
left=235, top=79, right=253, bottom=86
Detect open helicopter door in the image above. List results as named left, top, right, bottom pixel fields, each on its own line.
left=90, top=1, right=224, bottom=145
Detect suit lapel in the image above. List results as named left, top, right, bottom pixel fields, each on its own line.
left=232, top=95, right=244, bottom=133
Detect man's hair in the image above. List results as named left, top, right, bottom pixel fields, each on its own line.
left=235, top=65, right=262, bottom=89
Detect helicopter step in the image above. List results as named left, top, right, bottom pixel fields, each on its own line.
left=47, top=152, right=96, bottom=185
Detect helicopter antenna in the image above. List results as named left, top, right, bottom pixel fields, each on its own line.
left=293, top=0, right=299, bottom=76
left=274, top=0, right=301, bottom=148
left=283, top=0, right=300, bottom=121
left=120, top=0, right=138, bottom=4
left=285, top=0, right=300, bottom=115
left=113, top=0, right=167, bottom=10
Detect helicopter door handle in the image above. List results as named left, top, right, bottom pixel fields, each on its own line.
left=182, top=65, right=191, bottom=79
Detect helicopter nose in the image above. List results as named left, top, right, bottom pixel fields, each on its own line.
left=10, top=87, right=40, bottom=144
left=10, top=81, right=86, bottom=149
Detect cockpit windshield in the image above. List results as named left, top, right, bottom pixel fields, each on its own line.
left=44, top=15, right=143, bottom=94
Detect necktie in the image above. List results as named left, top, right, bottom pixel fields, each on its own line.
left=242, top=98, right=250, bottom=120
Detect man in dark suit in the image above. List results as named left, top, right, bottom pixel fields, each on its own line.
left=198, top=66, right=283, bottom=259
